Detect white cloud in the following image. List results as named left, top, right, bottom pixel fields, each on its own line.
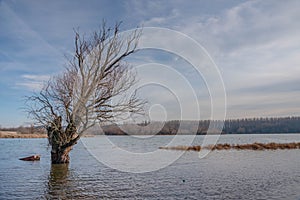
left=16, top=74, right=50, bottom=91
left=21, top=74, right=50, bottom=82
left=126, top=0, right=300, bottom=118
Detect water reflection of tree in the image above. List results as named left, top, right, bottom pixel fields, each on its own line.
left=46, top=164, right=71, bottom=199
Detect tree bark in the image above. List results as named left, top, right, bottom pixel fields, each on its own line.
left=51, top=146, right=72, bottom=164
left=47, top=117, right=80, bottom=164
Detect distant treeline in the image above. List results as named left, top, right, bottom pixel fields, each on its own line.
left=100, top=116, right=300, bottom=135
left=2, top=116, right=300, bottom=135
left=223, top=117, right=300, bottom=134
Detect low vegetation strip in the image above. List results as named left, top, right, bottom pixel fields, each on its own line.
left=0, top=131, right=47, bottom=138
left=159, top=142, right=300, bottom=151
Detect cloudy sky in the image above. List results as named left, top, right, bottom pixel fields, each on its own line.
left=0, top=0, right=300, bottom=127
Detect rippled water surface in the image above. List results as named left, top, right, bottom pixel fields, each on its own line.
left=0, top=134, right=300, bottom=199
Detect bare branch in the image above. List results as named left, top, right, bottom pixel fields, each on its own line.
left=25, top=23, right=144, bottom=157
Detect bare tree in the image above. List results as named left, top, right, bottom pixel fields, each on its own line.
left=26, top=23, right=144, bottom=164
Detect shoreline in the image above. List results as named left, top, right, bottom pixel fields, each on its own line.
left=0, top=131, right=47, bottom=138
left=0, top=131, right=94, bottom=138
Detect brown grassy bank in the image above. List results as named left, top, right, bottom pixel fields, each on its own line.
left=0, top=131, right=94, bottom=138
left=159, top=142, right=300, bottom=151
left=0, top=131, right=47, bottom=138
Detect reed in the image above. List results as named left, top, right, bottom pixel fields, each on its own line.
left=159, top=142, right=300, bottom=152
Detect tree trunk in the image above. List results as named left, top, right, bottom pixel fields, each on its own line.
left=51, top=146, right=72, bottom=164
left=47, top=117, right=80, bottom=164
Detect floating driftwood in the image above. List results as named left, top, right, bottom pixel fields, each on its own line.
left=159, top=142, right=300, bottom=151
left=19, top=155, right=41, bottom=161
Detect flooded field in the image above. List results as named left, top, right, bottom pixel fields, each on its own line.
left=0, top=134, right=300, bottom=199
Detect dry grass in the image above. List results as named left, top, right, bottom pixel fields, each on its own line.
left=0, top=131, right=94, bottom=138
left=159, top=142, right=300, bottom=152
left=159, top=145, right=201, bottom=151
left=0, top=131, right=47, bottom=138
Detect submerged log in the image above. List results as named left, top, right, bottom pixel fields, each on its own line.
left=19, top=155, right=40, bottom=161
left=159, top=145, right=201, bottom=151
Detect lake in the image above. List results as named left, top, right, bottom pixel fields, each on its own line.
left=0, top=134, right=300, bottom=199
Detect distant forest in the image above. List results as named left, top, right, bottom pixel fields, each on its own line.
left=100, top=116, right=300, bottom=135
left=223, top=117, right=300, bottom=134
left=1, top=116, right=300, bottom=135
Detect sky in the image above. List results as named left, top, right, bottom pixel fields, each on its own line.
left=0, top=0, right=300, bottom=127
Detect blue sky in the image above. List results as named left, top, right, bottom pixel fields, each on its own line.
left=0, top=0, right=300, bottom=127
